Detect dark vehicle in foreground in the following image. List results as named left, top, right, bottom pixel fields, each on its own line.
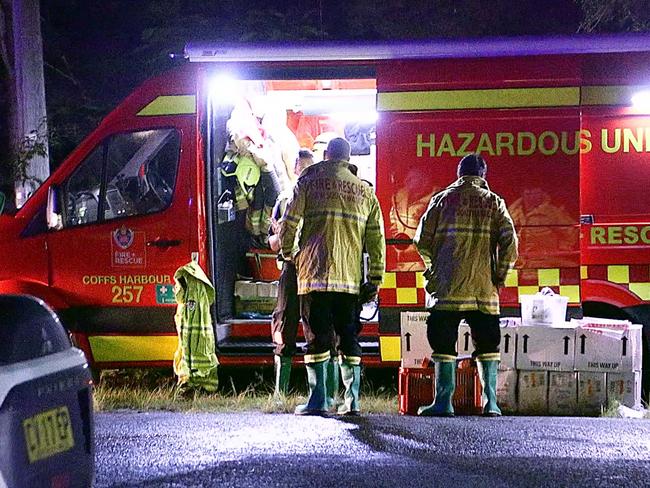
left=0, top=295, right=94, bottom=488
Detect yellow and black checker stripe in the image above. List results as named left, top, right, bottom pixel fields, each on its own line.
left=501, top=267, right=581, bottom=304
left=378, top=271, right=426, bottom=305
left=582, top=264, right=650, bottom=301
left=378, top=267, right=581, bottom=306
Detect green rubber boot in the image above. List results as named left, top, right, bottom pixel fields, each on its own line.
left=477, top=359, right=502, bottom=417
left=294, top=360, right=328, bottom=415
left=326, top=356, right=340, bottom=411
left=273, top=355, right=292, bottom=398
left=337, top=359, right=361, bottom=416
left=418, top=361, right=456, bottom=417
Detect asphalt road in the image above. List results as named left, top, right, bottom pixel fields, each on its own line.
left=95, top=412, right=650, bottom=488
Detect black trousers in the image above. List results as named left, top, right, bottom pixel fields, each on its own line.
left=300, top=291, right=361, bottom=362
left=271, top=261, right=299, bottom=356
left=426, top=309, right=501, bottom=359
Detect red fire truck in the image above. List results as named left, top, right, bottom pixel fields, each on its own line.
left=0, top=34, right=649, bottom=394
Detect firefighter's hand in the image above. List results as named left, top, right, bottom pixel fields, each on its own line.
left=269, top=233, right=280, bottom=252
left=358, top=282, right=378, bottom=304
left=270, top=218, right=281, bottom=235
left=280, top=249, right=293, bottom=262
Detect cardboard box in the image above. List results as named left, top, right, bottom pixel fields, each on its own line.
left=548, top=372, right=578, bottom=416
left=499, top=317, right=521, bottom=328
left=499, top=318, right=519, bottom=370
left=607, top=371, right=642, bottom=409
left=456, top=320, right=475, bottom=358
left=399, top=312, right=522, bottom=369
left=572, top=318, right=642, bottom=372
left=515, top=324, right=576, bottom=371
left=234, top=280, right=258, bottom=298
left=400, top=312, right=432, bottom=368
left=458, top=318, right=519, bottom=363
left=496, top=369, right=518, bottom=413
left=517, top=370, right=548, bottom=415
left=577, top=372, right=607, bottom=416
left=256, top=281, right=278, bottom=298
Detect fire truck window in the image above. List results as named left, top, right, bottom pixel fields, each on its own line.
left=103, top=129, right=180, bottom=220
left=63, top=145, right=103, bottom=227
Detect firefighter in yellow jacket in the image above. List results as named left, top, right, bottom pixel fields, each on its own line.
left=279, top=137, right=385, bottom=416
left=414, top=153, right=518, bottom=417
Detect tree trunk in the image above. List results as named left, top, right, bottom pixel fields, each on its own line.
left=1, top=0, right=49, bottom=209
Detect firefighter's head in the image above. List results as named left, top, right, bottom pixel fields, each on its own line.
left=458, top=153, right=487, bottom=179
left=312, top=131, right=338, bottom=162
left=325, top=137, right=351, bottom=162
left=295, top=148, right=315, bottom=176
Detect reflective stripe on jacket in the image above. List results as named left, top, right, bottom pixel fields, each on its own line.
left=279, top=160, right=385, bottom=295
left=414, top=176, right=518, bottom=314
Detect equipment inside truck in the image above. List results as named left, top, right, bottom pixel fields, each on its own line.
left=206, top=75, right=377, bottom=323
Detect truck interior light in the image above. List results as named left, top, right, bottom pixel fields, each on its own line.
left=209, top=74, right=239, bottom=105
left=631, top=90, right=650, bottom=112
left=327, top=111, right=378, bottom=123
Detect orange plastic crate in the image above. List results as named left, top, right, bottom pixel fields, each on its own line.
left=454, top=359, right=483, bottom=415
left=398, top=367, right=435, bottom=415
left=398, top=359, right=483, bottom=415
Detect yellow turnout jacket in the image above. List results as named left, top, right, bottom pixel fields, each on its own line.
left=414, top=176, right=518, bottom=314
left=173, top=261, right=219, bottom=391
left=279, top=160, right=385, bottom=295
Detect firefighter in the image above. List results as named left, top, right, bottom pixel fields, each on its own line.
left=269, top=149, right=341, bottom=408
left=279, top=138, right=385, bottom=416
left=413, top=153, right=518, bottom=417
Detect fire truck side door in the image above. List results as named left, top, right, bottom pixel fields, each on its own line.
left=46, top=126, right=194, bottom=346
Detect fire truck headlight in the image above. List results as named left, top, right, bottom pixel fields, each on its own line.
left=631, top=90, right=650, bottom=112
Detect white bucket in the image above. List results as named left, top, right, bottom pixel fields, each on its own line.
left=520, top=289, right=569, bottom=327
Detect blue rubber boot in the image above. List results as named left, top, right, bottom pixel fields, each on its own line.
left=337, top=359, right=361, bottom=416
left=418, top=361, right=456, bottom=417
left=477, top=360, right=502, bottom=417
left=326, top=356, right=340, bottom=411
left=273, top=355, right=292, bottom=399
left=294, top=360, right=328, bottom=416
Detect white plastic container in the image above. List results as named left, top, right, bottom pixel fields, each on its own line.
left=520, top=287, right=568, bottom=327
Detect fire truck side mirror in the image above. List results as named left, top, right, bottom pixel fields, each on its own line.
left=0, top=191, right=5, bottom=215
left=46, top=185, right=63, bottom=230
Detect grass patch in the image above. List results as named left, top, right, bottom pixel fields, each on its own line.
left=93, top=367, right=399, bottom=414
left=600, top=399, right=650, bottom=419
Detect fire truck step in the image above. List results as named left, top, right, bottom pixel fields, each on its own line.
left=216, top=341, right=380, bottom=355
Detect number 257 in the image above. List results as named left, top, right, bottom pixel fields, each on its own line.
left=111, top=285, right=143, bottom=303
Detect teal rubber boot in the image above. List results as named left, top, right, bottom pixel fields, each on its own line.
left=294, top=360, right=328, bottom=415
left=273, top=355, right=292, bottom=399
left=326, top=356, right=340, bottom=411
left=418, top=361, right=456, bottom=417
left=477, top=360, right=502, bottom=417
left=337, top=360, right=361, bottom=416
